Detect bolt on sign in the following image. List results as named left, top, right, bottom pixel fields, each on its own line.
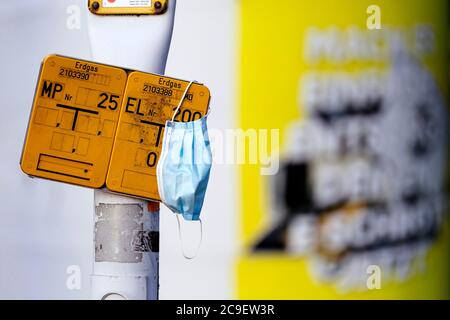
left=88, top=0, right=168, bottom=15
left=106, top=71, right=210, bottom=200
left=20, top=55, right=127, bottom=188
left=21, top=54, right=211, bottom=200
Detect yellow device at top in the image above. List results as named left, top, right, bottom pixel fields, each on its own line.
left=88, top=0, right=168, bottom=15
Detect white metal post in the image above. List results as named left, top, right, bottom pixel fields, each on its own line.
left=87, top=0, right=177, bottom=300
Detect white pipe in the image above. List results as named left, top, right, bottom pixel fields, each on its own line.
left=87, top=0, right=177, bottom=300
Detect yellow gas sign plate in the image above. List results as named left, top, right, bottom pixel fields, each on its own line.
left=21, top=55, right=127, bottom=188
left=106, top=71, right=210, bottom=200
left=88, top=0, right=168, bottom=15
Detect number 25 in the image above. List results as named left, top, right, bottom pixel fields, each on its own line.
left=98, top=93, right=120, bottom=110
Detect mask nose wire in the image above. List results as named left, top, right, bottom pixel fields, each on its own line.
left=171, top=80, right=196, bottom=122
left=176, top=214, right=203, bottom=260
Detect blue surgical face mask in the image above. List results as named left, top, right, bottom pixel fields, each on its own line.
left=156, top=81, right=212, bottom=258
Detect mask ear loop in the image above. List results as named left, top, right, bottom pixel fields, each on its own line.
left=169, top=79, right=202, bottom=259
left=171, top=80, right=196, bottom=122
left=169, top=79, right=203, bottom=259
left=176, top=214, right=203, bottom=260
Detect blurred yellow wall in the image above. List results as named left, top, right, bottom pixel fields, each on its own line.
left=237, top=0, right=449, bottom=299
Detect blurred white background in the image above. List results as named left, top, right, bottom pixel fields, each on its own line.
left=0, top=0, right=237, bottom=299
